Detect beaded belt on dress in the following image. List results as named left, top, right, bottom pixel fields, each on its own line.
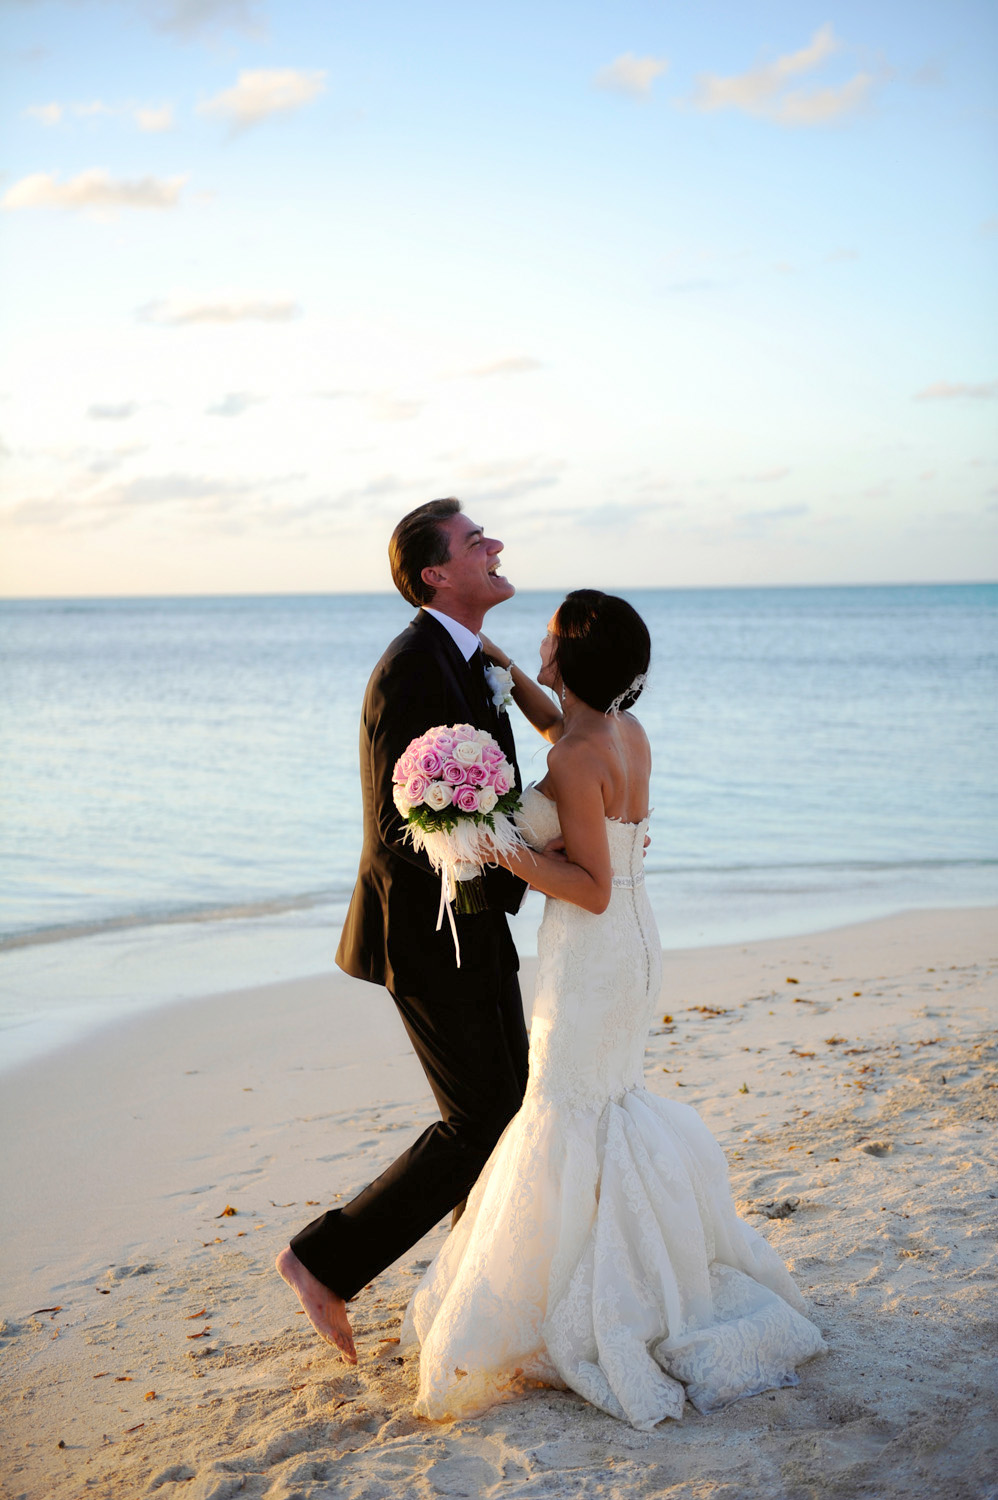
left=611, top=871, right=645, bottom=889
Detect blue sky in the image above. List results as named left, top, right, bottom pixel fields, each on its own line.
left=1, top=0, right=995, bottom=595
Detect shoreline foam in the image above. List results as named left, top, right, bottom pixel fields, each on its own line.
left=3, top=889, right=996, bottom=1079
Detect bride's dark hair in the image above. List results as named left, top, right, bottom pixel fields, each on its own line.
left=553, top=590, right=651, bottom=714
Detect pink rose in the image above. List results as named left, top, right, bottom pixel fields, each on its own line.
left=442, top=760, right=467, bottom=786
left=417, top=747, right=443, bottom=777
left=465, top=761, right=489, bottom=787
left=493, top=772, right=510, bottom=796
left=405, top=773, right=428, bottom=804
left=481, top=744, right=503, bottom=767
left=394, top=751, right=415, bottom=782
left=455, top=785, right=480, bottom=813
left=453, top=723, right=477, bottom=742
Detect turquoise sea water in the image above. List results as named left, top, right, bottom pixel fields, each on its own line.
left=1, top=586, right=996, bottom=1066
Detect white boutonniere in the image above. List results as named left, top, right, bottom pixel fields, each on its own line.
left=483, top=662, right=514, bottom=713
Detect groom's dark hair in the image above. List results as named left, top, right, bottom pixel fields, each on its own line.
left=390, top=498, right=462, bottom=606
left=554, top=590, right=651, bottom=714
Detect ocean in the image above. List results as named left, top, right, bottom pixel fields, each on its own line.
left=1, top=585, right=996, bottom=1070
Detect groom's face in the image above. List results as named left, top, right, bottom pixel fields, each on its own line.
left=425, top=513, right=515, bottom=614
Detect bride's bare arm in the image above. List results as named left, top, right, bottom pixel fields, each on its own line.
left=497, top=742, right=612, bottom=913
left=479, top=633, right=564, bottom=743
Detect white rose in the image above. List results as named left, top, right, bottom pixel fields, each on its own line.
left=477, top=786, right=498, bottom=815
left=499, top=758, right=514, bottom=781
left=453, top=739, right=483, bottom=766
left=392, top=783, right=412, bottom=816
left=474, top=728, right=493, bottom=745
left=423, top=781, right=454, bottom=812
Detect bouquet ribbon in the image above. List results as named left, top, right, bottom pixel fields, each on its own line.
left=436, top=867, right=462, bottom=966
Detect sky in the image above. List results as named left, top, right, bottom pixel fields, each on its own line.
left=0, top=0, right=996, bottom=597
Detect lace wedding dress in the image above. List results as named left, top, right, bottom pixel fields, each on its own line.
left=400, top=785, right=825, bottom=1429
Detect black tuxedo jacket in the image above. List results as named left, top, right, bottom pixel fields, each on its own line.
left=335, top=609, right=527, bottom=993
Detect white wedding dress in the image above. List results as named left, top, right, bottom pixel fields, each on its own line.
left=400, top=785, right=825, bottom=1429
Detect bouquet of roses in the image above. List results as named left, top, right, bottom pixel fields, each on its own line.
left=392, top=723, right=525, bottom=963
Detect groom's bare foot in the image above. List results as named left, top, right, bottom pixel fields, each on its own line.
left=276, top=1246, right=357, bottom=1364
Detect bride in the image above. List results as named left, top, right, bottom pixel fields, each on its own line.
left=400, top=590, right=825, bottom=1430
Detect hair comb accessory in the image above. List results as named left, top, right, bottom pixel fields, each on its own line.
left=606, top=671, right=648, bottom=718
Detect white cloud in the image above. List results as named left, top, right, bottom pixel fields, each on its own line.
left=205, top=392, right=262, bottom=417
left=474, top=473, right=560, bottom=503
left=737, top=503, right=809, bottom=525
left=368, top=394, right=425, bottom=422
left=23, top=102, right=62, bottom=125
left=5, top=471, right=285, bottom=529
left=87, top=443, right=147, bottom=474
left=469, top=356, right=544, bottom=378
left=148, top=0, right=264, bottom=36
left=772, top=72, right=876, bottom=126
left=87, top=402, right=139, bottom=421
left=333, top=475, right=407, bottom=505
left=198, top=68, right=325, bottom=129
left=21, top=98, right=176, bottom=132
left=695, top=24, right=838, bottom=108
left=105, top=472, right=251, bottom=507
left=138, top=295, right=301, bottom=324
left=915, top=380, right=998, bottom=402
left=594, top=53, right=669, bottom=97
left=741, top=467, right=790, bottom=484
left=454, top=455, right=565, bottom=503
left=2, top=169, right=186, bottom=212
left=691, top=25, right=876, bottom=127
left=573, top=499, right=661, bottom=528
left=136, top=105, right=175, bottom=132
left=4, top=495, right=93, bottom=529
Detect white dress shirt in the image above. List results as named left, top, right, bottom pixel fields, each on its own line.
left=423, top=607, right=481, bottom=663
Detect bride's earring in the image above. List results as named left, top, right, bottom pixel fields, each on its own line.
left=560, top=682, right=567, bottom=706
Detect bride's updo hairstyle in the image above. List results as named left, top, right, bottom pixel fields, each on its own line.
left=552, top=590, right=651, bottom=714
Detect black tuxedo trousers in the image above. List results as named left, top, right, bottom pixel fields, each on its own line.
left=291, top=913, right=526, bottom=1301
left=290, top=611, right=529, bottom=1302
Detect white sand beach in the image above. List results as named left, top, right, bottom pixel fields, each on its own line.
left=2, top=906, right=996, bottom=1500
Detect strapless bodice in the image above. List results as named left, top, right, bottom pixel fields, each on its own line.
left=514, top=783, right=649, bottom=885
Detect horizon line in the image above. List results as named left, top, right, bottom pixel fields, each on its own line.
left=1, top=579, right=996, bottom=605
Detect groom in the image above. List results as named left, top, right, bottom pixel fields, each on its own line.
left=277, top=498, right=529, bottom=1360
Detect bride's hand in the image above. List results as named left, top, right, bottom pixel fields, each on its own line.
left=479, top=632, right=508, bottom=668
